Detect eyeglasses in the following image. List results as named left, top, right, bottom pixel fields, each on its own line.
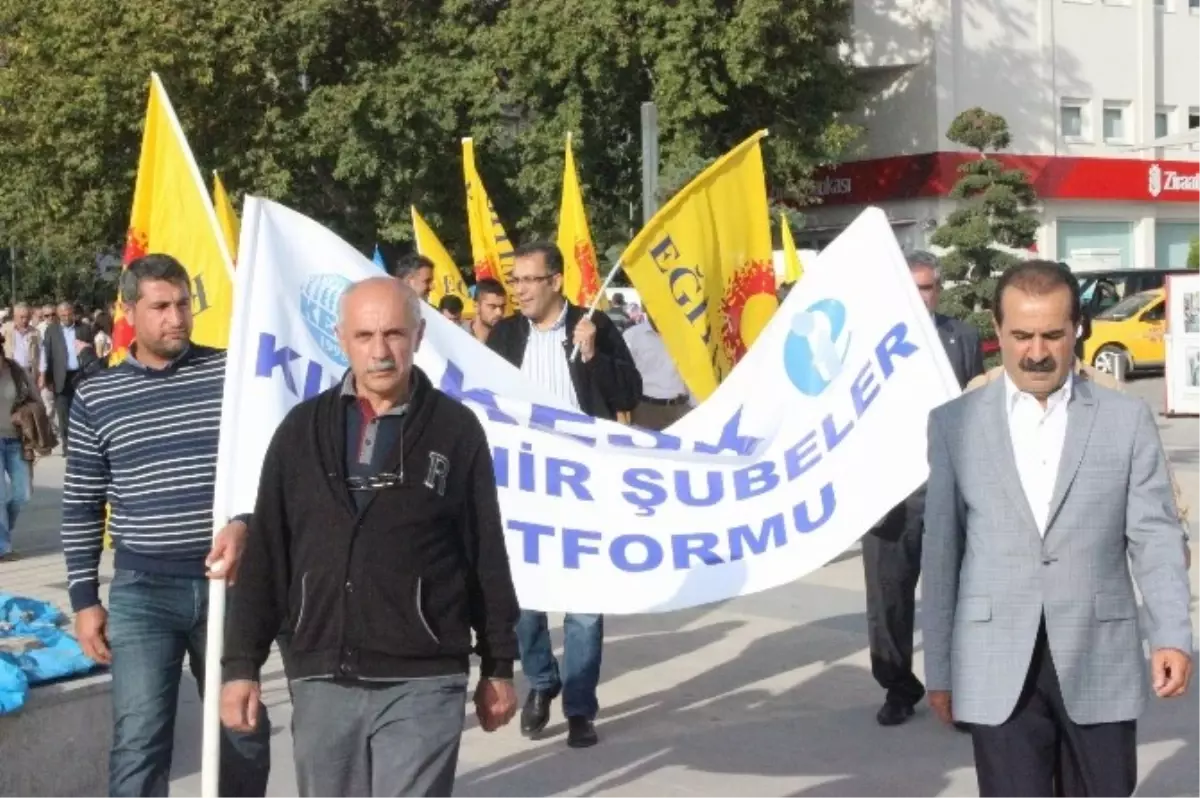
left=507, top=275, right=553, bottom=287
left=346, top=471, right=405, bottom=491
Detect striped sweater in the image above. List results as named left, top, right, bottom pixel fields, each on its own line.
left=62, top=345, right=227, bottom=611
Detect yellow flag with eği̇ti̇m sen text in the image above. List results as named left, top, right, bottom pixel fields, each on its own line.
left=412, top=206, right=475, bottom=318
left=111, top=72, right=235, bottom=365
left=619, top=130, right=777, bottom=402
left=780, top=210, right=804, bottom=285
left=462, top=137, right=515, bottom=308
left=213, top=171, right=240, bottom=263
left=556, top=132, right=604, bottom=308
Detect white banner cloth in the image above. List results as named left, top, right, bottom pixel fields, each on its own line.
left=213, top=199, right=960, bottom=614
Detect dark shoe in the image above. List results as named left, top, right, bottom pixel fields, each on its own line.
left=876, top=699, right=915, bottom=727
left=566, top=716, right=598, bottom=748
left=520, top=687, right=559, bottom=738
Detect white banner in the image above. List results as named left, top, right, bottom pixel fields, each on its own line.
left=214, top=198, right=961, bottom=614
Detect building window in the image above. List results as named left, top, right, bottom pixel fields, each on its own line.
left=1156, top=222, right=1200, bottom=268
left=1190, top=107, right=1200, bottom=129
left=1156, top=107, right=1174, bottom=139
left=1102, top=102, right=1130, bottom=143
left=1057, top=220, right=1134, bottom=269
left=1061, top=100, right=1088, bottom=141
left=1192, top=0, right=1199, bottom=11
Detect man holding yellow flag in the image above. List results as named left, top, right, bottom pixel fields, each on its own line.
left=111, top=73, right=236, bottom=364
left=620, top=131, right=778, bottom=402
left=412, top=206, right=474, bottom=316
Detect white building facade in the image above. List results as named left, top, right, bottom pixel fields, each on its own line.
left=799, top=0, right=1200, bottom=270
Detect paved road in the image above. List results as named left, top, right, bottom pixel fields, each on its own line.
left=3, top=376, right=1197, bottom=796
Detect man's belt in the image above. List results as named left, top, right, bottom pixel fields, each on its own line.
left=640, top=394, right=689, bottom=407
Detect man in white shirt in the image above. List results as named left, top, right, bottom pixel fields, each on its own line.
left=621, top=317, right=691, bottom=431
left=486, top=242, right=641, bottom=751
left=922, top=260, right=1191, bottom=797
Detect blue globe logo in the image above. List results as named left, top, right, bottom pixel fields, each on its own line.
left=783, top=299, right=851, bottom=396
left=300, top=274, right=352, bottom=369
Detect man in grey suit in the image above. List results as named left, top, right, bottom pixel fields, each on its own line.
left=39, top=301, right=83, bottom=456
left=863, top=250, right=984, bottom=726
left=923, top=260, right=1192, bottom=796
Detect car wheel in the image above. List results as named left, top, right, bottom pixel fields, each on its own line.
left=1093, top=345, right=1131, bottom=377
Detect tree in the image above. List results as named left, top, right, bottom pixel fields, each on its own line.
left=0, top=0, right=861, bottom=293
left=930, top=108, right=1040, bottom=338
left=1188, top=236, right=1199, bottom=269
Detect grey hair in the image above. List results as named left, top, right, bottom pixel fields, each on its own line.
left=13, top=302, right=29, bottom=313
left=906, top=249, right=942, bottom=281
left=338, top=276, right=424, bottom=328
left=119, top=254, right=191, bottom=304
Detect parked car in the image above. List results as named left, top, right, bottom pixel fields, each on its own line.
left=1081, top=288, right=1166, bottom=376
left=1076, top=268, right=1192, bottom=318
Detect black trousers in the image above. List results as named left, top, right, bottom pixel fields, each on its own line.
left=54, top=378, right=75, bottom=456
left=971, top=622, right=1137, bottom=797
left=861, top=493, right=925, bottom=706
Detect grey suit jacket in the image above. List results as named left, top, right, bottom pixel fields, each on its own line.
left=922, top=375, right=1192, bottom=725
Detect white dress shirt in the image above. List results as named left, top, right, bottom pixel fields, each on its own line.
left=1004, top=373, right=1072, bottom=536
left=520, top=302, right=581, bottom=411
left=622, top=321, right=690, bottom=402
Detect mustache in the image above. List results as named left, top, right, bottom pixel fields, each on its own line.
left=366, top=359, right=397, bottom=373
left=1019, top=356, right=1057, bottom=373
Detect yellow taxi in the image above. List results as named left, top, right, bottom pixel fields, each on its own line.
left=1083, top=289, right=1166, bottom=376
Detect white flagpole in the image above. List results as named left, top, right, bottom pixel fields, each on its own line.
left=568, top=261, right=624, bottom=362
left=201, top=196, right=263, bottom=798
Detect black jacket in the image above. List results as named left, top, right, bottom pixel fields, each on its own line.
left=486, top=302, right=642, bottom=420
left=222, top=366, right=519, bottom=684
left=934, top=313, right=984, bottom=391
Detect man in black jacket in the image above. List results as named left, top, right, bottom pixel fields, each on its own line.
left=863, top=250, right=984, bottom=728
left=487, top=242, right=641, bottom=749
left=221, top=277, right=520, bottom=797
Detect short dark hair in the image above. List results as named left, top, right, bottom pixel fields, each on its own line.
left=119, top=254, right=191, bottom=304
left=474, top=278, right=506, bottom=300
left=438, top=295, right=464, bottom=314
left=993, top=259, right=1081, bottom=327
left=390, top=253, right=433, bottom=280
left=611, top=292, right=626, bottom=307
left=512, top=242, right=564, bottom=277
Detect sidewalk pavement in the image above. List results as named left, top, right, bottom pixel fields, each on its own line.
left=3, top=377, right=1197, bottom=797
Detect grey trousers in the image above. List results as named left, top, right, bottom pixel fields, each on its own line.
left=290, top=675, right=469, bottom=797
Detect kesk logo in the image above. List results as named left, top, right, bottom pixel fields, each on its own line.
left=300, top=274, right=352, bottom=368
left=783, top=299, right=851, bottom=397
left=1148, top=163, right=1163, bottom=198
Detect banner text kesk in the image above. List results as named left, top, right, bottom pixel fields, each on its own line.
left=254, top=331, right=342, bottom=399
left=496, top=320, right=920, bottom=576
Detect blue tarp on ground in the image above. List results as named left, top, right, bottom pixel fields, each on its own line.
left=0, top=593, right=97, bottom=714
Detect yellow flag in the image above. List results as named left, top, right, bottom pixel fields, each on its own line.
left=780, top=211, right=804, bottom=285
left=621, top=130, right=777, bottom=401
left=412, top=206, right=474, bottom=318
left=113, top=73, right=235, bottom=363
left=212, top=171, right=240, bottom=262
left=556, top=132, right=603, bottom=307
left=462, top=138, right=515, bottom=293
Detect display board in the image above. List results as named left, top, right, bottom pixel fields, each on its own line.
left=1164, top=273, right=1200, bottom=417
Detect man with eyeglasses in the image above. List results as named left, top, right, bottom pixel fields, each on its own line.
left=221, top=277, right=521, bottom=796
left=486, top=242, right=642, bottom=749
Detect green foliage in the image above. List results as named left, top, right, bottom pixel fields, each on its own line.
left=930, top=108, right=1039, bottom=340
left=0, top=0, right=860, bottom=297
left=1188, top=236, right=1199, bottom=269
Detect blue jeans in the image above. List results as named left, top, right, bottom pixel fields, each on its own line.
left=107, top=570, right=271, bottom=797
left=0, top=437, right=30, bottom=556
left=515, top=610, right=603, bottom=720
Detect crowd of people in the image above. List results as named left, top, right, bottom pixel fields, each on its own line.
left=0, top=300, right=113, bottom=559
left=28, top=242, right=1193, bottom=798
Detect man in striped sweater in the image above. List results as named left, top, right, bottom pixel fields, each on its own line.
left=61, top=254, right=270, bottom=797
